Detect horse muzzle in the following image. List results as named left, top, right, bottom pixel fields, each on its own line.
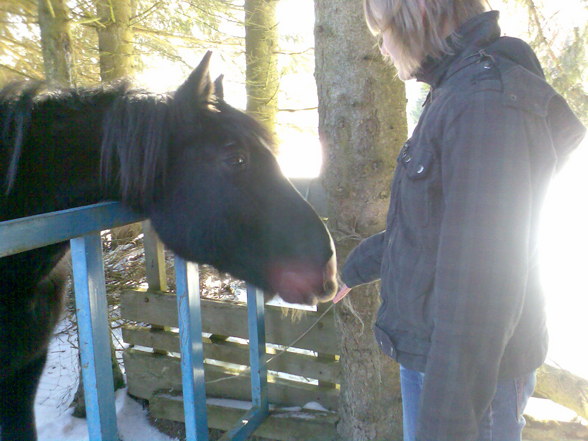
left=269, top=253, right=338, bottom=306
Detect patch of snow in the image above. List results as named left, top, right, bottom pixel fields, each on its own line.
left=525, top=397, right=587, bottom=425
left=206, top=398, right=253, bottom=411
left=34, top=317, right=178, bottom=441
left=302, top=402, right=329, bottom=412
left=37, top=389, right=179, bottom=441
left=272, top=411, right=318, bottom=420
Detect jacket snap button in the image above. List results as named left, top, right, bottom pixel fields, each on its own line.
left=483, top=61, right=492, bottom=69
left=510, top=94, right=518, bottom=101
left=417, top=165, right=425, bottom=174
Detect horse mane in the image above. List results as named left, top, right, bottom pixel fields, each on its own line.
left=0, top=77, right=275, bottom=211
left=0, top=80, right=173, bottom=209
left=0, top=81, right=45, bottom=194
left=100, top=87, right=173, bottom=210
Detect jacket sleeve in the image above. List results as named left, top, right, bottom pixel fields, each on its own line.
left=340, top=231, right=385, bottom=287
left=417, top=91, right=537, bottom=440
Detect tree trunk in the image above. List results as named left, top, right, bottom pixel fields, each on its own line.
left=94, top=0, right=135, bottom=82
left=314, top=1, right=407, bottom=440
left=37, top=0, right=73, bottom=86
left=524, top=415, right=588, bottom=440
left=244, top=0, right=279, bottom=146
left=535, top=363, right=588, bottom=420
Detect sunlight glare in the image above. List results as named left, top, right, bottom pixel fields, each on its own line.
left=136, top=52, right=247, bottom=110
left=278, top=132, right=322, bottom=178
left=539, top=135, right=588, bottom=378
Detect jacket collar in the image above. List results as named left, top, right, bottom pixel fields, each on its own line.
left=415, top=11, right=501, bottom=87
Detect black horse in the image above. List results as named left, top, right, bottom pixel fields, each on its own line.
left=0, top=52, right=337, bottom=441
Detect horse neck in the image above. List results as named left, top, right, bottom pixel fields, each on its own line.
left=1, top=89, right=119, bottom=219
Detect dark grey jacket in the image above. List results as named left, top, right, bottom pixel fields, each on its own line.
left=341, top=11, right=585, bottom=441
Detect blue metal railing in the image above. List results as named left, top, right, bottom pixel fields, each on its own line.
left=0, top=201, right=268, bottom=441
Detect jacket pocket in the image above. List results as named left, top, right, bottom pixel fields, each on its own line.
left=399, top=147, right=435, bottom=227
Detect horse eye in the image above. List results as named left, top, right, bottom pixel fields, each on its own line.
left=225, top=153, right=247, bottom=169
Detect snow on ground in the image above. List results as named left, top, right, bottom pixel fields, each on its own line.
left=35, top=319, right=178, bottom=441
left=36, top=387, right=178, bottom=441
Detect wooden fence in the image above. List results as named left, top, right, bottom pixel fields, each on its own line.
left=120, top=179, right=341, bottom=440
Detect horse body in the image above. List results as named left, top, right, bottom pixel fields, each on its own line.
left=0, top=52, right=336, bottom=440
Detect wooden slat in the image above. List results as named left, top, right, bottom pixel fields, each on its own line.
left=122, top=326, right=341, bottom=384
left=123, top=349, right=339, bottom=410
left=150, top=394, right=338, bottom=441
left=142, top=220, right=168, bottom=292
left=120, top=289, right=340, bottom=354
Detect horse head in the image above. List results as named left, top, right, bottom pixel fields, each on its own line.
left=143, top=53, right=337, bottom=305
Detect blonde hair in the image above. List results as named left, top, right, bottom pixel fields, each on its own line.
left=364, top=0, right=488, bottom=79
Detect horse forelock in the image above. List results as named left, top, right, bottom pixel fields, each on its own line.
left=212, top=100, right=276, bottom=153
left=99, top=85, right=273, bottom=212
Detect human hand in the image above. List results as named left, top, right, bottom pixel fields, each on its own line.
left=332, top=283, right=351, bottom=304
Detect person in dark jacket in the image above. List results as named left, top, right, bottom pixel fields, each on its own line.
left=332, top=1, right=586, bottom=440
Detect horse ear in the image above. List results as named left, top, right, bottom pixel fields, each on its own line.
left=213, top=74, right=224, bottom=101
left=175, top=51, right=213, bottom=109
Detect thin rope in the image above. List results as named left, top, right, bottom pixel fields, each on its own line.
left=205, top=303, right=335, bottom=385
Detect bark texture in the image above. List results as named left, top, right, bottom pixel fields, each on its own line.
left=314, top=1, right=407, bottom=439
left=536, top=363, right=588, bottom=420
left=37, top=0, right=73, bottom=86
left=94, top=0, right=135, bottom=82
left=245, top=0, right=279, bottom=145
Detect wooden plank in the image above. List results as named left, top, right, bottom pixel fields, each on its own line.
left=120, top=290, right=340, bottom=354
left=122, top=326, right=341, bottom=384
left=150, top=394, right=338, bottom=441
left=142, top=220, right=168, bottom=292
left=123, top=349, right=339, bottom=410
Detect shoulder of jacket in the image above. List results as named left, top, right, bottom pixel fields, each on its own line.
left=439, top=51, right=557, bottom=118
left=497, top=61, right=557, bottom=117
left=483, top=37, right=557, bottom=117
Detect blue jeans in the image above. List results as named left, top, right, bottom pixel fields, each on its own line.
left=400, top=365, right=536, bottom=441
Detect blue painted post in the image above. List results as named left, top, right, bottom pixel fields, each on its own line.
left=175, top=257, right=209, bottom=441
left=218, top=284, right=268, bottom=441
left=247, top=284, right=268, bottom=412
left=71, top=233, right=119, bottom=441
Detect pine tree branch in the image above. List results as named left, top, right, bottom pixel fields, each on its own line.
left=133, top=24, right=243, bottom=47
left=0, top=64, right=40, bottom=80
left=521, top=0, right=560, bottom=66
